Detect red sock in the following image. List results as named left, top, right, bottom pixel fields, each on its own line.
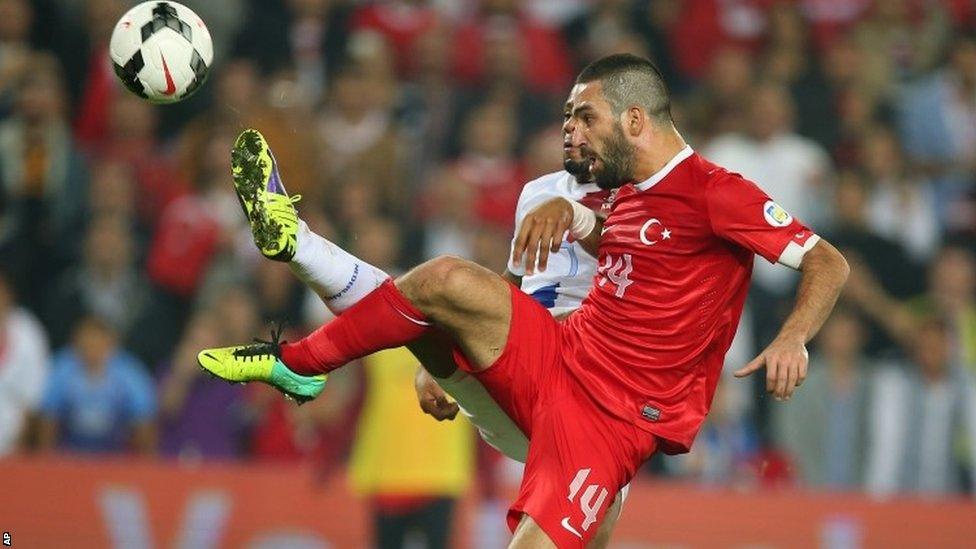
left=280, top=279, right=431, bottom=375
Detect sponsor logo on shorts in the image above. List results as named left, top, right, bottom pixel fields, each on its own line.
left=560, top=517, right=582, bottom=538
left=641, top=405, right=661, bottom=422
left=763, top=201, right=793, bottom=227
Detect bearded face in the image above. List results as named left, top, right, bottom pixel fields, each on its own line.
left=564, top=82, right=638, bottom=190
left=582, top=122, right=636, bottom=190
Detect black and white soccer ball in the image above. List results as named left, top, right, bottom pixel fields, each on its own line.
left=110, top=1, right=213, bottom=104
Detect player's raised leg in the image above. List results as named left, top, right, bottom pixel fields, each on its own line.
left=271, top=254, right=514, bottom=376
left=197, top=129, right=330, bottom=403
left=199, top=129, right=513, bottom=398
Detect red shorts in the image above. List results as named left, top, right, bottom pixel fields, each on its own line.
left=453, top=284, right=658, bottom=548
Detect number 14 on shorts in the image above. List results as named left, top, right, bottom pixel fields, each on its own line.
left=561, top=468, right=609, bottom=539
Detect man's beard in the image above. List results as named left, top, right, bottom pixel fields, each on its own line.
left=564, top=156, right=590, bottom=178
left=590, top=125, right=636, bottom=190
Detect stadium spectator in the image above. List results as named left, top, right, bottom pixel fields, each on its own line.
left=819, top=36, right=890, bottom=166
left=438, top=101, right=522, bottom=228
left=347, top=29, right=401, bottom=133
left=0, top=52, right=88, bottom=312
left=859, top=126, right=941, bottom=262
left=93, top=94, right=187, bottom=228
left=420, top=103, right=520, bottom=259
left=761, top=3, right=839, bottom=151
left=520, top=125, right=565, bottom=182
left=898, top=31, right=976, bottom=179
left=799, top=0, right=871, bottom=52
left=827, top=174, right=926, bottom=356
left=0, top=0, right=33, bottom=120
left=922, top=247, right=976, bottom=369
left=705, top=82, right=832, bottom=238
left=72, top=0, right=127, bottom=149
left=451, top=0, right=573, bottom=96
left=179, top=0, right=247, bottom=64
left=667, top=379, right=760, bottom=487
left=683, top=47, right=755, bottom=140
left=866, top=317, right=967, bottom=496
left=350, top=0, right=441, bottom=77
left=446, top=18, right=551, bottom=157
left=704, top=82, right=832, bottom=295
left=830, top=171, right=926, bottom=294
left=669, top=0, right=769, bottom=80
left=317, top=64, right=404, bottom=219
left=44, top=214, right=150, bottom=351
left=252, top=260, right=307, bottom=326
left=347, top=215, right=474, bottom=549
left=247, top=363, right=360, bottom=468
left=851, top=0, right=951, bottom=95
left=158, top=309, right=247, bottom=461
left=38, top=315, right=157, bottom=455
left=85, top=159, right=141, bottom=236
left=773, top=308, right=872, bottom=489
left=178, top=58, right=321, bottom=199
left=233, top=0, right=351, bottom=100
left=562, top=0, right=650, bottom=67
left=0, top=271, right=49, bottom=455
left=146, top=122, right=237, bottom=301
left=397, top=21, right=458, bottom=183
left=917, top=248, right=976, bottom=490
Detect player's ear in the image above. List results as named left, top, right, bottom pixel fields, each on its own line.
left=625, top=106, right=643, bottom=137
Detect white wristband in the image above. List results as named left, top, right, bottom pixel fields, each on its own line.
left=569, top=200, right=597, bottom=240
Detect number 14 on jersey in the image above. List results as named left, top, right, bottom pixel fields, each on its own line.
left=598, top=254, right=633, bottom=298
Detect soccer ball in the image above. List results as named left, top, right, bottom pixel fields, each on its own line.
left=109, top=1, right=213, bottom=104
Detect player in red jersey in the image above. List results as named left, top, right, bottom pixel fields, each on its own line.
left=201, top=54, right=849, bottom=547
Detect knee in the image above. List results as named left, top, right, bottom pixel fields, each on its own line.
left=397, top=255, right=480, bottom=309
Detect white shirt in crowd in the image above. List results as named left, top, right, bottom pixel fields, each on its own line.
left=704, top=132, right=831, bottom=294
left=0, top=308, right=49, bottom=455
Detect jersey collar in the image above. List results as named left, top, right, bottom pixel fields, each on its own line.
left=634, top=145, right=694, bottom=192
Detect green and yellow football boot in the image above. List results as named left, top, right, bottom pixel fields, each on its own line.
left=197, top=327, right=326, bottom=404
left=231, top=128, right=301, bottom=261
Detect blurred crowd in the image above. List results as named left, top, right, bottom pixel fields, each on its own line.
left=2, top=0, right=976, bottom=513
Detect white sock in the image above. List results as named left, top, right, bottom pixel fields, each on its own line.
left=289, top=220, right=390, bottom=315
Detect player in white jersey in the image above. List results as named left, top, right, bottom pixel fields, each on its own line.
left=507, top=170, right=609, bottom=316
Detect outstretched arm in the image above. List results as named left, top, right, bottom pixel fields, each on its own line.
left=735, top=239, right=850, bottom=400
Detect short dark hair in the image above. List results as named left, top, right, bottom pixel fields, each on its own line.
left=576, top=53, right=672, bottom=123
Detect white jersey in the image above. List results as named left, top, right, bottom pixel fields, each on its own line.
left=507, top=170, right=608, bottom=316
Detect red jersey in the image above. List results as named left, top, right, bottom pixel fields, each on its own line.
left=563, top=147, right=819, bottom=454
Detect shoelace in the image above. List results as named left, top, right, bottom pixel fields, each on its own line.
left=234, top=322, right=286, bottom=360
left=268, top=193, right=302, bottom=207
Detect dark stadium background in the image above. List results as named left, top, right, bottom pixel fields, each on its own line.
left=1, top=0, right=975, bottom=547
